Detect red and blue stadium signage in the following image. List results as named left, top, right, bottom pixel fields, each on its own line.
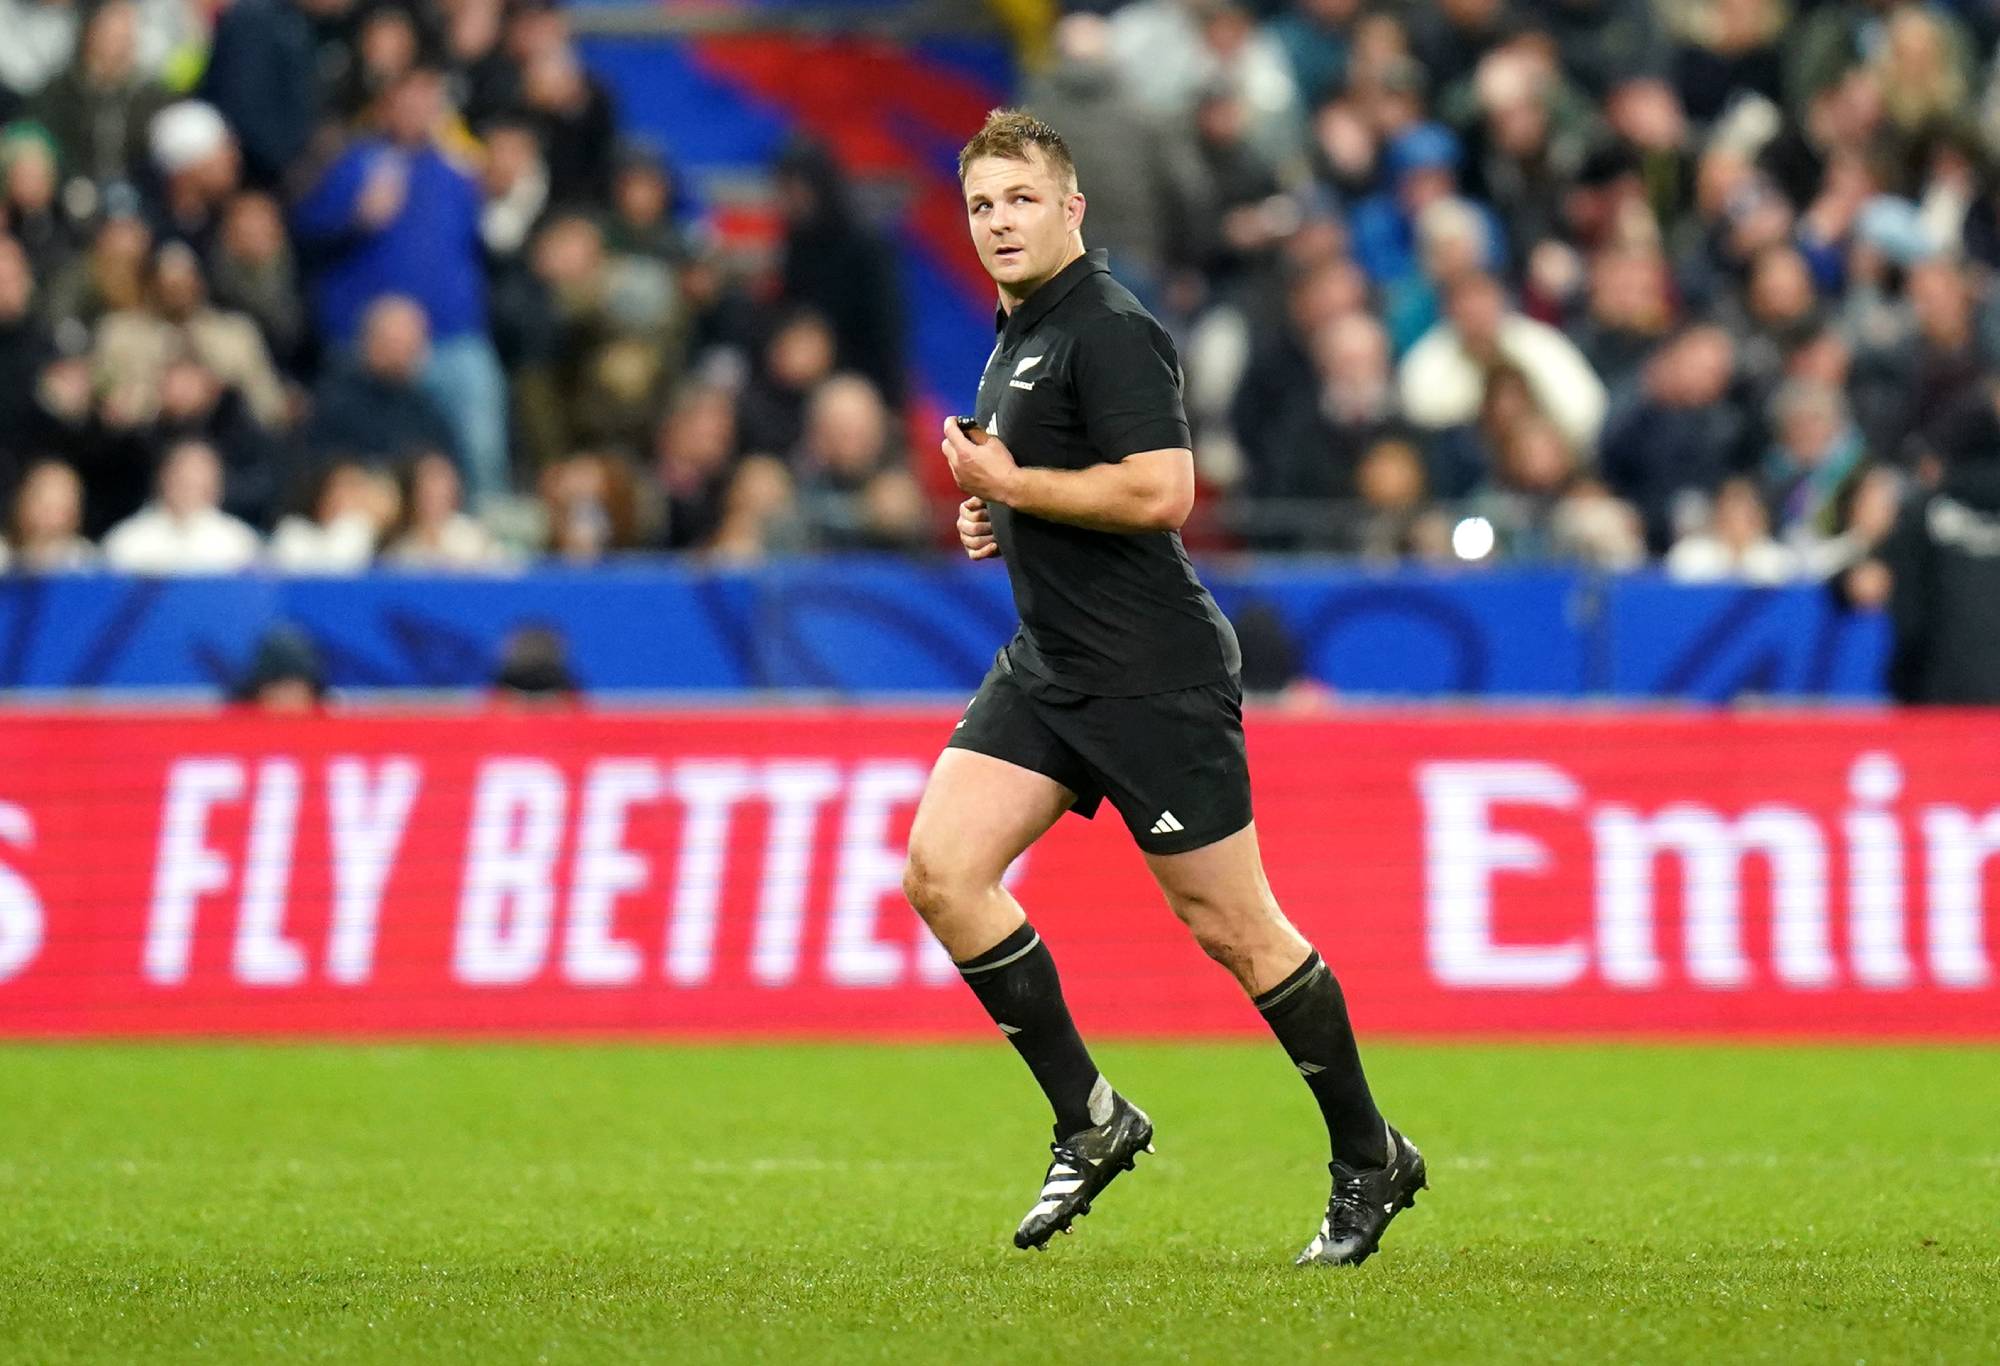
left=0, top=709, right=1994, bottom=1038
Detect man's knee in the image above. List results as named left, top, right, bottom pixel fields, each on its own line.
left=1172, top=890, right=1286, bottom=972
left=902, top=843, right=985, bottom=925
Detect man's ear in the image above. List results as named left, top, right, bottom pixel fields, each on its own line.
left=1067, top=191, right=1087, bottom=233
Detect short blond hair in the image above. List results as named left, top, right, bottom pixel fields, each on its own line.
left=957, top=108, right=1077, bottom=192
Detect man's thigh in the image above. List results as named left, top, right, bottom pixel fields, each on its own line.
left=907, top=746, right=1076, bottom=891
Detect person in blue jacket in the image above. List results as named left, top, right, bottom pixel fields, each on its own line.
left=1349, top=122, right=1503, bottom=287
left=293, top=63, right=508, bottom=502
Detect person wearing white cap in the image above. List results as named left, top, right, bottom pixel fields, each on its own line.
left=149, top=99, right=240, bottom=253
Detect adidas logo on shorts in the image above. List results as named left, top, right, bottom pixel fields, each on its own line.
left=1148, top=811, right=1184, bottom=836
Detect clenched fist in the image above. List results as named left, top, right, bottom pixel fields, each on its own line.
left=957, top=496, right=1000, bottom=560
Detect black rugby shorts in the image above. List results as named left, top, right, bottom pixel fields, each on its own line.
left=945, top=649, right=1253, bottom=855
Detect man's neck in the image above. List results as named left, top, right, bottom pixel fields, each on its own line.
left=998, top=240, right=1087, bottom=316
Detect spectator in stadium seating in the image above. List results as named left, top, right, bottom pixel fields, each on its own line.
left=1119, top=0, right=1304, bottom=169
left=1, top=458, right=95, bottom=572
left=1268, top=0, right=1359, bottom=106
left=149, top=356, right=287, bottom=529
left=1599, top=76, right=1694, bottom=235
left=1249, top=311, right=1414, bottom=511
left=1601, top=324, right=1753, bottom=550
left=492, top=624, right=579, bottom=704
left=268, top=456, right=394, bottom=572
left=512, top=211, right=681, bottom=466
left=1868, top=9, right=1976, bottom=183
left=310, top=294, right=458, bottom=466
left=1352, top=124, right=1507, bottom=290
left=0, top=0, right=79, bottom=106
left=773, top=138, right=906, bottom=409
left=539, top=450, right=644, bottom=563
left=1567, top=244, right=1674, bottom=395
left=1472, top=413, right=1643, bottom=565
left=737, top=307, right=836, bottom=460
left=34, top=0, right=167, bottom=198
left=101, top=437, right=261, bottom=572
left=652, top=381, right=737, bottom=552
left=603, top=136, right=691, bottom=266
left=294, top=65, right=507, bottom=500
left=447, top=0, right=516, bottom=132
left=42, top=204, right=148, bottom=332
left=1407, top=0, right=1511, bottom=97
left=478, top=116, right=550, bottom=268
left=1022, top=13, right=1191, bottom=303
left=511, top=5, right=617, bottom=207
left=209, top=192, right=309, bottom=376
left=1759, top=378, right=1868, bottom=564
left=334, top=3, right=420, bottom=123
left=1468, top=48, right=1592, bottom=263
left=380, top=450, right=507, bottom=568
left=478, top=115, right=556, bottom=402
left=1398, top=270, right=1607, bottom=451
left=230, top=622, right=327, bottom=709
left=792, top=373, right=926, bottom=551
left=1305, top=22, right=1421, bottom=200
left=199, top=0, right=330, bottom=190
left=1345, top=435, right=1451, bottom=559
left=20, top=355, right=115, bottom=534
left=1666, top=473, right=1797, bottom=581
left=1534, top=0, right=1671, bottom=101
left=1865, top=255, right=1991, bottom=466
left=146, top=100, right=241, bottom=258
left=707, top=454, right=801, bottom=562
left=1424, top=361, right=1537, bottom=496
left=1726, top=242, right=1820, bottom=398
left=1380, top=195, right=1500, bottom=354
left=1, top=123, right=77, bottom=281
left=92, top=241, right=289, bottom=428
left=1178, top=80, right=1295, bottom=301
left=0, top=235, right=54, bottom=482
left=1670, top=0, right=1786, bottom=124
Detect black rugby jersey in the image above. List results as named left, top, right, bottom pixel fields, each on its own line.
left=971, top=250, right=1240, bottom=696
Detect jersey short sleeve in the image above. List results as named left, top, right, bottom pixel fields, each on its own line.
left=1072, top=312, right=1192, bottom=461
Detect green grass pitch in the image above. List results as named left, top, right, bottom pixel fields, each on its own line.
left=1, top=1041, right=1995, bottom=1363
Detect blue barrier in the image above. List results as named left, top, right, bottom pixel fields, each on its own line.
left=1601, top=575, right=1889, bottom=701
left=0, top=562, right=1887, bottom=699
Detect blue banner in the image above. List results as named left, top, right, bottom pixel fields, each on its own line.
left=0, top=562, right=1887, bottom=699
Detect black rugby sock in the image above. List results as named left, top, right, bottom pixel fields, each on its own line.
left=957, top=921, right=1103, bottom=1137
left=1255, top=950, right=1389, bottom=1167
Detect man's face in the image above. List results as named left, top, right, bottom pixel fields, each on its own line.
left=364, top=301, right=428, bottom=381
left=963, top=150, right=1083, bottom=302
left=160, top=445, right=221, bottom=517
left=385, top=74, right=443, bottom=146
left=1448, top=277, right=1504, bottom=349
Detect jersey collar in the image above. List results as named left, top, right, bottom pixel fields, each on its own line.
left=994, top=248, right=1108, bottom=337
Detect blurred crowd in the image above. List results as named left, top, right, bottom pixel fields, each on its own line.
left=8, top=0, right=2000, bottom=589
left=0, top=0, right=930, bottom=576
left=1033, top=0, right=2000, bottom=594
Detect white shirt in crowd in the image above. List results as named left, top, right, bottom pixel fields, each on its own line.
left=1398, top=314, right=1610, bottom=454
left=268, top=513, right=380, bottom=573
left=380, top=515, right=511, bottom=570
left=101, top=504, right=261, bottom=574
left=1665, top=534, right=1799, bottom=584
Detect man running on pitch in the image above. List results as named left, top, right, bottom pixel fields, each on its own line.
left=903, top=109, right=1425, bottom=1266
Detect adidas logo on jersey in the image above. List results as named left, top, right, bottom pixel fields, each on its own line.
left=1148, top=811, right=1184, bottom=835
